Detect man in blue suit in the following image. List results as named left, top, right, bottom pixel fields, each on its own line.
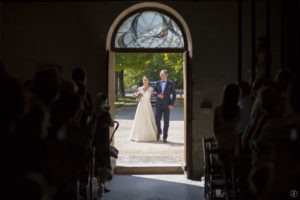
left=154, top=70, right=176, bottom=143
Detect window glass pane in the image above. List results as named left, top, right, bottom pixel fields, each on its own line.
left=115, top=11, right=184, bottom=48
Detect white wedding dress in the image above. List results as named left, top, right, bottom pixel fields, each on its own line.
left=129, top=86, right=157, bottom=142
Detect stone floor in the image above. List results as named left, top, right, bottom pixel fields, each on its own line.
left=114, top=99, right=184, bottom=166
left=104, top=175, right=204, bottom=200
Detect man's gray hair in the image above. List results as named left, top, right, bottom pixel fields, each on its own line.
left=160, top=70, right=168, bottom=75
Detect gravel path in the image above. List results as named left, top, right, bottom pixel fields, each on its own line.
left=114, top=99, right=184, bottom=166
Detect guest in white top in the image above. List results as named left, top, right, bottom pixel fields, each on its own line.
left=213, top=84, right=240, bottom=151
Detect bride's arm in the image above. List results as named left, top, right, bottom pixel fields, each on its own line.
left=135, top=88, right=141, bottom=102
left=151, top=87, right=157, bottom=94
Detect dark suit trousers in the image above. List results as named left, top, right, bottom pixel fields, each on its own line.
left=155, top=105, right=170, bottom=139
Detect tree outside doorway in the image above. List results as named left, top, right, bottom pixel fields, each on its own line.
left=114, top=53, right=184, bottom=101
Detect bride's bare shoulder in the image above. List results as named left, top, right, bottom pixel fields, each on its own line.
left=149, top=87, right=154, bottom=91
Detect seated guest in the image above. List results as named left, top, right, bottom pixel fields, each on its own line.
left=93, top=93, right=114, bottom=195
left=1, top=75, right=27, bottom=172
left=38, top=63, right=63, bottom=85
left=236, top=82, right=254, bottom=153
left=72, top=67, right=95, bottom=127
left=252, top=84, right=285, bottom=157
left=44, top=80, right=81, bottom=199
left=72, top=67, right=87, bottom=85
left=31, top=68, right=60, bottom=107
left=1, top=75, right=51, bottom=199
left=275, top=68, right=291, bottom=92
left=213, top=84, right=240, bottom=152
left=249, top=82, right=283, bottom=153
left=265, top=76, right=300, bottom=200
left=248, top=82, right=286, bottom=198
left=0, top=75, right=26, bottom=135
left=24, top=80, right=34, bottom=90
left=242, top=78, right=265, bottom=148
left=237, top=82, right=253, bottom=135
left=49, top=80, right=80, bottom=139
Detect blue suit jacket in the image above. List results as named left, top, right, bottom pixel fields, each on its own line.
left=154, top=80, right=176, bottom=108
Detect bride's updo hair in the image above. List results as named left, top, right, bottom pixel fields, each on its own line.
left=143, top=76, right=150, bottom=81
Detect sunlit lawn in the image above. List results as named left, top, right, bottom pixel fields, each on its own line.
left=115, top=96, right=184, bottom=109
left=114, top=96, right=137, bottom=107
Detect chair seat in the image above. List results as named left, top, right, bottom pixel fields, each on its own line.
left=211, top=179, right=226, bottom=185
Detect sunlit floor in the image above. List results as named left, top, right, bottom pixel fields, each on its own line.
left=104, top=175, right=204, bottom=200
left=115, top=99, right=184, bottom=166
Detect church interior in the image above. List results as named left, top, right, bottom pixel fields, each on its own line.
left=1, top=0, right=300, bottom=199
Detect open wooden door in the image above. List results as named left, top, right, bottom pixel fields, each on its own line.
left=183, top=51, right=192, bottom=178
left=107, top=50, right=117, bottom=169
left=108, top=50, right=115, bottom=120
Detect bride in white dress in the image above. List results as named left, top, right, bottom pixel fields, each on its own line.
left=129, top=76, right=157, bottom=142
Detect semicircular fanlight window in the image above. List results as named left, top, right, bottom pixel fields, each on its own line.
left=114, top=11, right=184, bottom=48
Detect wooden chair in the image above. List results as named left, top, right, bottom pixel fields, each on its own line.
left=77, top=120, right=119, bottom=200
left=203, top=137, right=239, bottom=200
left=203, top=137, right=227, bottom=200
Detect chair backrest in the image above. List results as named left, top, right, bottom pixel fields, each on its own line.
left=202, top=137, right=217, bottom=167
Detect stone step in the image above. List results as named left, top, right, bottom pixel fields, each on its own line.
left=114, top=166, right=184, bottom=175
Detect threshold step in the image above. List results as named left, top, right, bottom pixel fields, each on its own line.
left=114, top=166, right=184, bottom=175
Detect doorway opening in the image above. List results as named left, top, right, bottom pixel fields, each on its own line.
left=114, top=53, right=184, bottom=167
left=106, top=2, right=193, bottom=175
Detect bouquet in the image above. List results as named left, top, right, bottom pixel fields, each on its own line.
left=133, top=91, right=143, bottom=102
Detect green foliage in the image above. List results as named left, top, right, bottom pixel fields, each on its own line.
left=115, top=53, right=183, bottom=89
left=115, top=53, right=154, bottom=72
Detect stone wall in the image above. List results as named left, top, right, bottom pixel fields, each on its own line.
left=1, top=1, right=284, bottom=179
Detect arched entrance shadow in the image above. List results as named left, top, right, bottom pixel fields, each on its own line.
left=105, top=175, right=204, bottom=200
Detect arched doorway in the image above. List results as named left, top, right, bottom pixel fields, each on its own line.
left=106, top=2, right=193, bottom=177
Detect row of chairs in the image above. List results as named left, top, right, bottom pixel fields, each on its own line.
left=202, top=137, right=239, bottom=200
left=77, top=121, right=119, bottom=200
